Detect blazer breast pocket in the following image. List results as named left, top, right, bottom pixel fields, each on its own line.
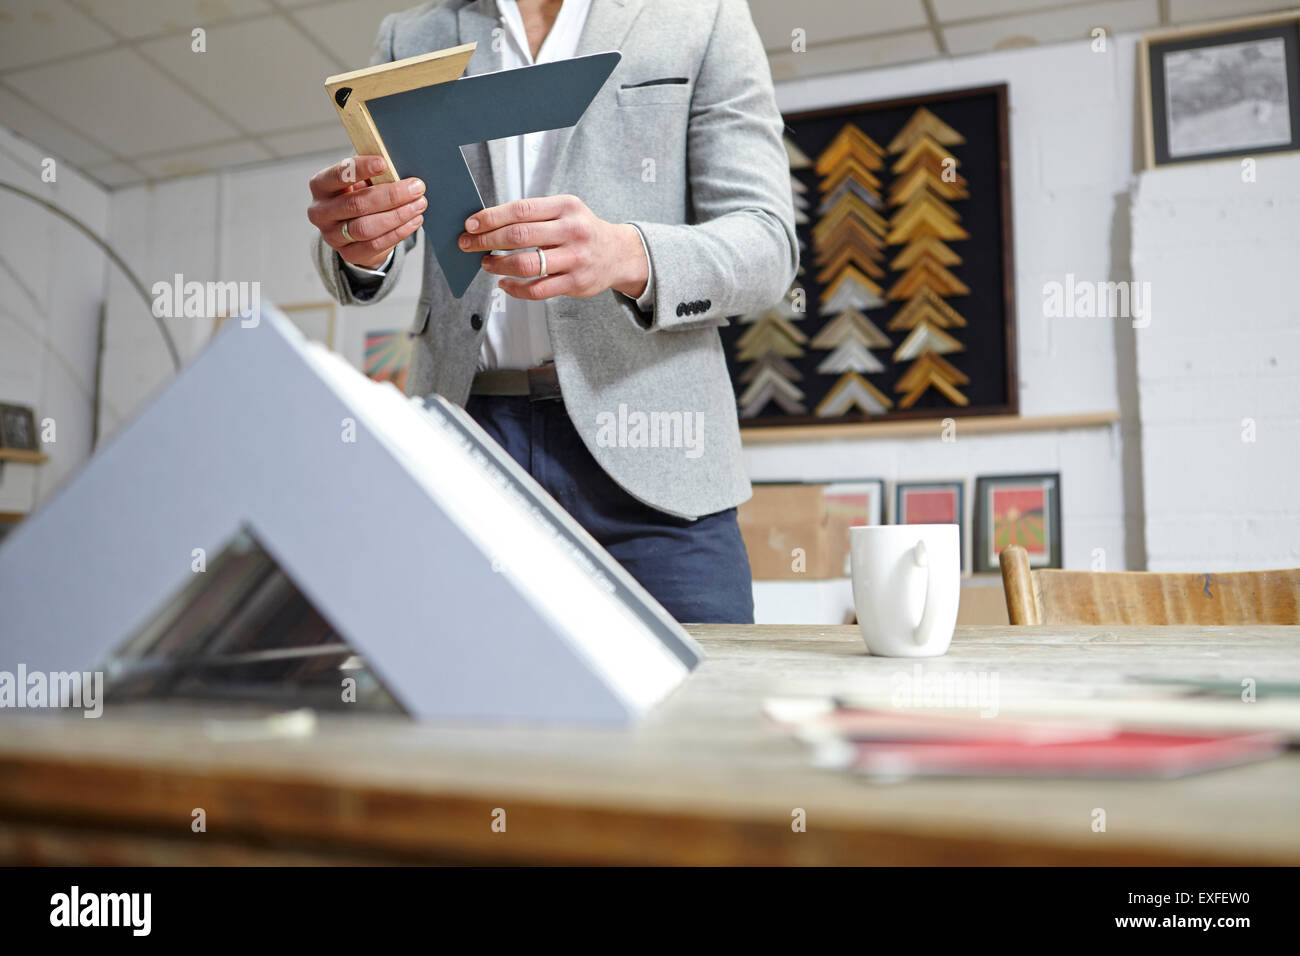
left=616, top=79, right=691, bottom=108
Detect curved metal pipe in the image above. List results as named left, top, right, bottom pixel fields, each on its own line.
left=0, top=181, right=181, bottom=370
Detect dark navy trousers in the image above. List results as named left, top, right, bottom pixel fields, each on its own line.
left=466, top=395, right=754, bottom=624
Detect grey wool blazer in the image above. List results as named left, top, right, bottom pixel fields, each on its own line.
left=312, top=0, right=798, bottom=519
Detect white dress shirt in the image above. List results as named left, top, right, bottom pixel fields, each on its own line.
left=346, top=0, right=654, bottom=371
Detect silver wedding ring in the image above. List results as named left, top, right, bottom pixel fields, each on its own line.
left=340, top=219, right=356, bottom=244
left=537, top=248, right=548, bottom=278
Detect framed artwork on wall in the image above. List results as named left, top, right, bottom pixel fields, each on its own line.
left=1140, top=12, right=1300, bottom=168
left=824, top=480, right=885, bottom=576
left=824, top=479, right=885, bottom=526
left=0, top=403, right=38, bottom=452
left=726, top=83, right=1017, bottom=431
left=973, top=472, right=1062, bottom=574
left=279, top=301, right=339, bottom=351
left=894, top=480, right=965, bottom=569
left=363, top=329, right=414, bottom=393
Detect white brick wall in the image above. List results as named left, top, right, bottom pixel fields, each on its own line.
left=756, top=30, right=1144, bottom=599
left=1132, top=153, right=1300, bottom=571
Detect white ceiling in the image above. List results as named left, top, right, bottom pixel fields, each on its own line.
left=0, top=0, right=1290, bottom=190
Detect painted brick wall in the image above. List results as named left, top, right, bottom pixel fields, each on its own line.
left=1131, top=153, right=1300, bottom=572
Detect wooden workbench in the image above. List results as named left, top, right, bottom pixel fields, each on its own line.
left=0, top=624, right=1296, bottom=865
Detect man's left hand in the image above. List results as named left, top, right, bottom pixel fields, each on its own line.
left=459, top=195, right=649, bottom=301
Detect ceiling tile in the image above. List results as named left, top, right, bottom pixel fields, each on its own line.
left=0, top=0, right=116, bottom=72
left=749, top=0, right=929, bottom=52
left=70, top=0, right=273, bottom=41
left=262, top=123, right=351, bottom=158
left=932, top=0, right=1078, bottom=21
left=136, top=16, right=339, bottom=134
left=768, top=29, right=939, bottom=82
left=0, top=83, right=114, bottom=166
left=134, top=139, right=273, bottom=178
left=943, top=0, right=1160, bottom=56
left=1169, top=0, right=1295, bottom=22
left=4, top=47, right=241, bottom=157
left=292, top=0, right=398, bottom=71
left=85, top=161, right=150, bottom=188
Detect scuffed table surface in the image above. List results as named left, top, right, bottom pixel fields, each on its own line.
left=0, top=625, right=1296, bottom=865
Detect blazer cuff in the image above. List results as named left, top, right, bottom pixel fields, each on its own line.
left=312, top=233, right=412, bottom=306
left=632, top=224, right=655, bottom=311
left=341, top=247, right=395, bottom=279
left=623, top=219, right=729, bottom=332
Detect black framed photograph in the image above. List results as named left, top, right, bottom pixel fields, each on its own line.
left=0, top=403, right=38, bottom=452
left=1141, top=13, right=1300, bottom=168
left=974, top=472, right=1062, bottom=574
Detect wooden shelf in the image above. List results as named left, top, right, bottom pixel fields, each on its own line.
left=0, top=449, right=48, bottom=464
left=741, top=411, right=1119, bottom=444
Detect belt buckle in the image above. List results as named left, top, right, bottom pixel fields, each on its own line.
left=527, top=364, right=559, bottom=402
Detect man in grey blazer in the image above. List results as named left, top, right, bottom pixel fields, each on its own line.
left=308, top=0, right=797, bottom=622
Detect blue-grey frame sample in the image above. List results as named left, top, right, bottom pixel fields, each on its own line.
left=365, top=51, right=621, bottom=297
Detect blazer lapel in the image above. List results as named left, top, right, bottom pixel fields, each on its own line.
left=543, top=0, right=644, bottom=196
left=457, top=0, right=506, bottom=208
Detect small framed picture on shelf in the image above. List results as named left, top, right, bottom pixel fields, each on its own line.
left=824, top=480, right=885, bottom=526
left=974, top=472, right=1061, bottom=574
left=279, top=301, right=339, bottom=351
left=824, top=480, right=885, bottom=576
left=0, top=512, right=22, bottom=544
left=894, top=480, right=965, bottom=567
left=0, top=403, right=38, bottom=452
left=1140, top=12, right=1300, bottom=168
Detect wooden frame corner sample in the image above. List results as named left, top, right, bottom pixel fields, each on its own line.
left=325, top=42, right=478, bottom=187
left=324, top=43, right=619, bottom=297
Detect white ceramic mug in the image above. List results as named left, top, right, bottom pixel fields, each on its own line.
left=850, top=524, right=960, bottom=657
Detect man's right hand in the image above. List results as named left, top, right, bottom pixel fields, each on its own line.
left=308, top=156, right=426, bottom=271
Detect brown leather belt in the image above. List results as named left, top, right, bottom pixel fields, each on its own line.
left=469, top=363, right=562, bottom=401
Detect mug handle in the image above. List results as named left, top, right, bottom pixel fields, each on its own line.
left=910, top=540, right=942, bottom=647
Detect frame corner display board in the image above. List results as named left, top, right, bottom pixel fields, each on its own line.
left=725, top=83, right=1018, bottom=430
left=1139, top=11, right=1300, bottom=169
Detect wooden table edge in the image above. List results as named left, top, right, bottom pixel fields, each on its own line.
left=0, top=752, right=1291, bottom=866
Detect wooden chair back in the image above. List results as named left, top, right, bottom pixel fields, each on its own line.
left=998, top=545, right=1300, bottom=625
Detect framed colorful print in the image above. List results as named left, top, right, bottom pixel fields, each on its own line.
left=363, top=329, right=414, bottom=393
left=824, top=480, right=885, bottom=576
left=894, top=480, right=965, bottom=569
left=824, top=480, right=885, bottom=526
left=974, top=472, right=1061, bottom=574
left=0, top=403, right=38, bottom=452
left=1140, top=12, right=1300, bottom=168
